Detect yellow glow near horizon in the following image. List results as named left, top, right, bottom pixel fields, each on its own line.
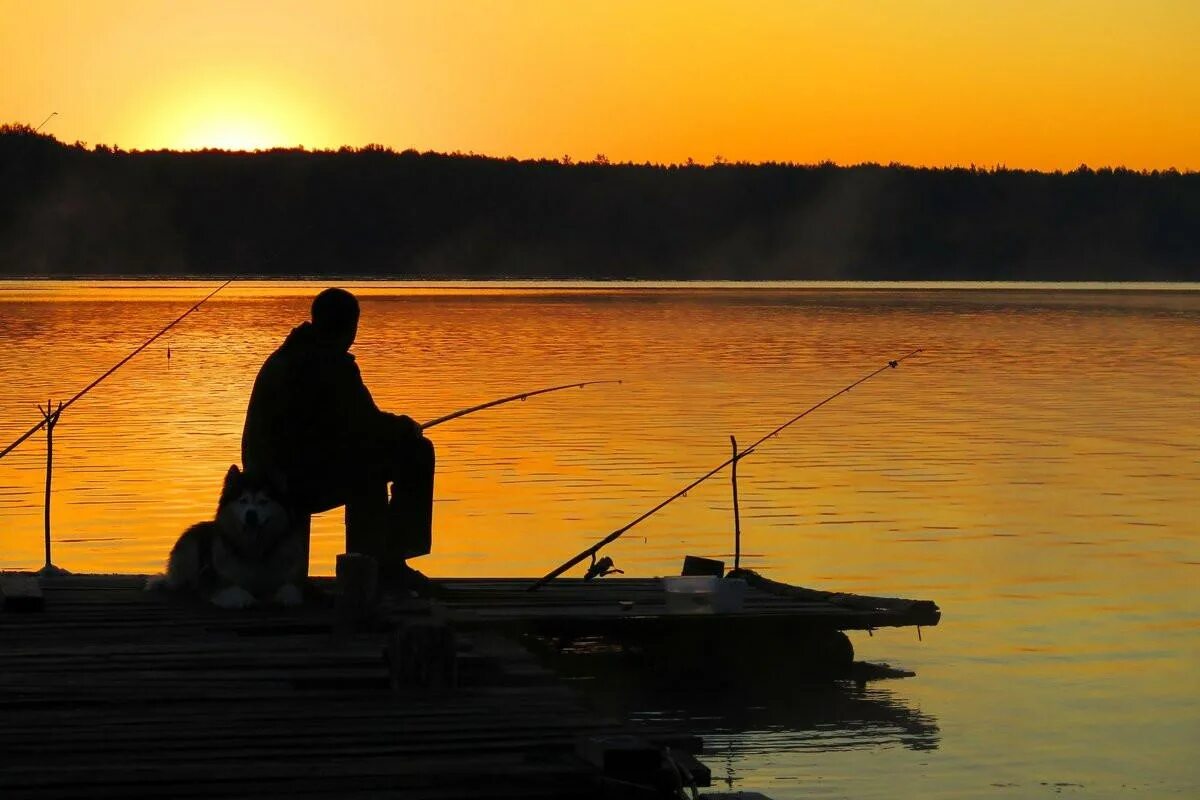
left=141, top=79, right=321, bottom=151
left=2, top=0, right=1199, bottom=169
left=160, top=102, right=288, bottom=153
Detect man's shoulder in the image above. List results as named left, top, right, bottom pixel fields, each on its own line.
left=257, top=325, right=362, bottom=383
left=281, top=343, right=362, bottom=382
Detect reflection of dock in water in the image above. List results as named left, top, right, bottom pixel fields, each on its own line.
left=533, top=637, right=940, bottom=759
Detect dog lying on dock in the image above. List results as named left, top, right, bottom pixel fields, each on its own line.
left=145, top=465, right=306, bottom=609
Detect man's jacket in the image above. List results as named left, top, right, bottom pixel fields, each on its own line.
left=241, top=322, right=408, bottom=493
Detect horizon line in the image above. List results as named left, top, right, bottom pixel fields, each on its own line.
left=4, top=124, right=1196, bottom=177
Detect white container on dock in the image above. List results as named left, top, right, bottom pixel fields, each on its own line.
left=662, top=576, right=747, bottom=614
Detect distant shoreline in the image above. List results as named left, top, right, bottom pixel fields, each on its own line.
left=5, top=127, right=1199, bottom=282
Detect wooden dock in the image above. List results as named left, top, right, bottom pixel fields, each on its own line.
left=0, top=572, right=939, bottom=798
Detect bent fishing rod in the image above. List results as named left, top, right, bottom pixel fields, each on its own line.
left=420, top=380, right=621, bottom=431
left=529, top=348, right=923, bottom=591
left=0, top=280, right=234, bottom=463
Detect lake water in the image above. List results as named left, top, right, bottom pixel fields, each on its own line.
left=1, top=281, right=1197, bottom=798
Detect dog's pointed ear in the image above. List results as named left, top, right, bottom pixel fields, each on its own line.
left=221, top=464, right=242, bottom=500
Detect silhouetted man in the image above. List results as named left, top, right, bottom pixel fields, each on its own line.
left=242, top=288, right=434, bottom=590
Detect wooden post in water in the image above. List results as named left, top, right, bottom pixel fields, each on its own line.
left=731, top=435, right=742, bottom=572
left=37, top=400, right=68, bottom=577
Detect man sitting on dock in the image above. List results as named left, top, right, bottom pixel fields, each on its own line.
left=241, top=287, right=435, bottom=593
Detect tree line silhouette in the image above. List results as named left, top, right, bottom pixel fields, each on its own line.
left=2, top=123, right=1197, bottom=280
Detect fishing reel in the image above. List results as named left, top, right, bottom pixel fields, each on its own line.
left=583, top=553, right=623, bottom=581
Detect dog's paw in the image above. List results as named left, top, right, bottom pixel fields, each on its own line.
left=273, top=583, right=303, bottom=607
left=211, top=585, right=257, bottom=610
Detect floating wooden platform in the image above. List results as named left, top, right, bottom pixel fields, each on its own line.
left=0, top=572, right=939, bottom=798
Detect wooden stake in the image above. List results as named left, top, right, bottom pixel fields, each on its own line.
left=37, top=400, right=67, bottom=577
left=731, top=435, right=742, bottom=572
left=44, top=401, right=54, bottom=568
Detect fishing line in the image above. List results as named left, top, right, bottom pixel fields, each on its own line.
left=529, top=349, right=923, bottom=590
left=0, top=279, right=234, bottom=462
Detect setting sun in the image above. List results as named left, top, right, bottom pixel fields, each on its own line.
left=141, top=79, right=321, bottom=151
left=170, top=116, right=284, bottom=153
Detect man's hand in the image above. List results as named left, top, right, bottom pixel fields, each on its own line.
left=395, top=414, right=422, bottom=437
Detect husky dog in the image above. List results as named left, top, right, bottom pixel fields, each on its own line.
left=146, top=465, right=306, bottom=609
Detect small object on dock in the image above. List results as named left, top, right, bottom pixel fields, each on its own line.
left=662, top=575, right=747, bottom=615
left=334, top=552, right=378, bottom=629
left=0, top=574, right=44, bottom=612
left=681, top=555, right=724, bottom=577
left=584, top=554, right=623, bottom=580
left=664, top=575, right=720, bottom=614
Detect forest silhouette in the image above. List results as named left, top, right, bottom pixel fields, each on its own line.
left=2, top=124, right=1197, bottom=280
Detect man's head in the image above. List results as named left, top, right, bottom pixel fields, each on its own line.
left=311, top=288, right=359, bottom=351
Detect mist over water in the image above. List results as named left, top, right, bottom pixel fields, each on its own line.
left=1, top=281, right=1197, bottom=798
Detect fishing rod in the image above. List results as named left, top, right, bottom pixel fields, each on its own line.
left=0, top=279, right=234, bottom=463
left=34, top=112, right=58, bottom=133
left=529, top=349, right=923, bottom=591
left=420, top=380, right=621, bottom=431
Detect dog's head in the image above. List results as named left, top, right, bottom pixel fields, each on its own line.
left=215, top=465, right=292, bottom=550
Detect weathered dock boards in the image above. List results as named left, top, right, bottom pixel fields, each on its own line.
left=0, top=575, right=709, bottom=800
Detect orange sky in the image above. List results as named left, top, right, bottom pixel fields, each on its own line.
left=2, top=0, right=1198, bottom=170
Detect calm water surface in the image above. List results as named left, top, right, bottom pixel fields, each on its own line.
left=1, top=281, right=1197, bottom=798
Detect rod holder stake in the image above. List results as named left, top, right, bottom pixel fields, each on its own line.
left=731, top=435, right=742, bottom=572
left=36, top=401, right=70, bottom=577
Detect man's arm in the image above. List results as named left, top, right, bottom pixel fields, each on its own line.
left=335, top=357, right=420, bottom=443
